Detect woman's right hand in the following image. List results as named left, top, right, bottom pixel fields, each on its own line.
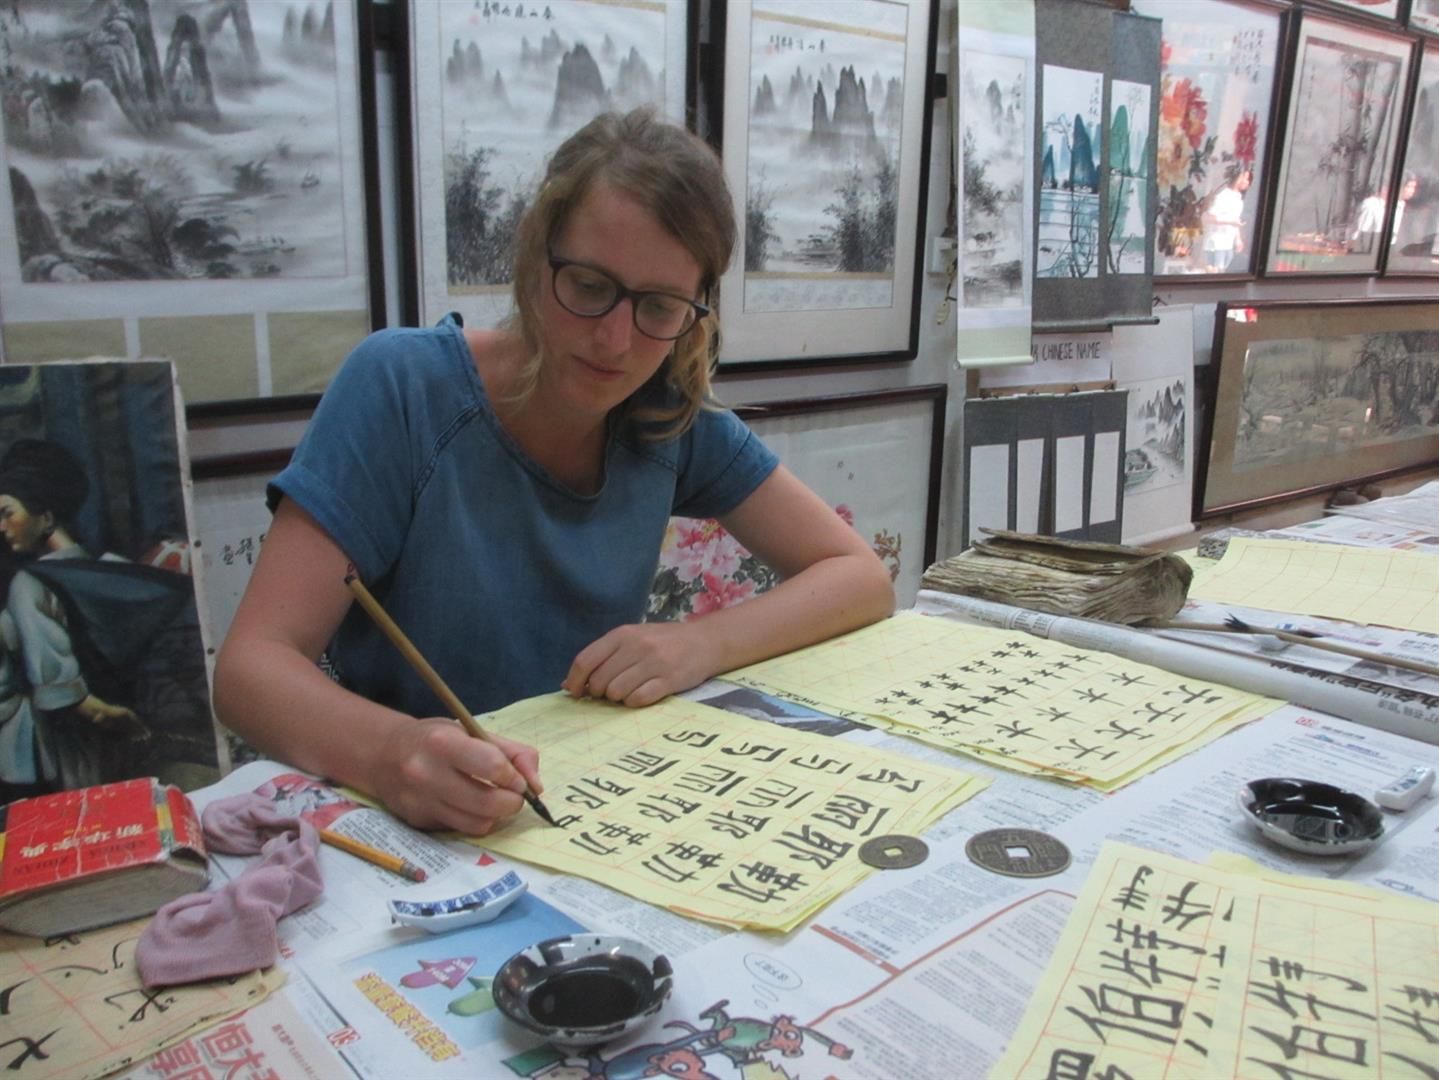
left=367, top=718, right=543, bottom=835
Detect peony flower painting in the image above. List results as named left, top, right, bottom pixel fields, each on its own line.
left=1131, top=0, right=1281, bottom=276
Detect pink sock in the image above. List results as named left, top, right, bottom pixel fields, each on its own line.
left=137, top=793, right=323, bottom=988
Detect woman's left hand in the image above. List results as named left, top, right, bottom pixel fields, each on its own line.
left=563, top=622, right=713, bottom=707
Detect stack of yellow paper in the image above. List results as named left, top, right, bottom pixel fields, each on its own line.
left=472, top=693, right=988, bottom=932
left=728, top=613, right=1278, bottom=790
left=995, top=841, right=1439, bottom=1078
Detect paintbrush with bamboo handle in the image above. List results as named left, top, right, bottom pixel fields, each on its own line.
left=343, top=570, right=559, bottom=827
left=1155, top=616, right=1439, bottom=679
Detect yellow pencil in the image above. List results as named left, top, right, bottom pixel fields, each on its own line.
left=319, top=828, right=427, bottom=882
left=342, top=569, right=559, bottom=827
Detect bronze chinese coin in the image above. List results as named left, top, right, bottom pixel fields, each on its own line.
left=858, top=834, right=930, bottom=869
left=965, top=828, right=1071, bottom=877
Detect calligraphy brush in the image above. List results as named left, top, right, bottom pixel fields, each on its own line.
left=342, top=570, right=559, bottom=827
left=1154, top=614, right=1439, bottom=679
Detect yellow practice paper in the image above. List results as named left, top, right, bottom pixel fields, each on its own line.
left=728, top=613, right=1276, bottom=790
left=994, top=842, right=1439, bottom=1079
left=1189, top=537, right=1439, bottom=633
left=470, top=694, right=987, bottom=932
left=0, top=916, right=283, bottom=1080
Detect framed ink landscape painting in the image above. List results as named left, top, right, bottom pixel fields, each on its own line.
left=1197, top=299, right=1439, bottom=517
left=1263, top=13, right=1414, bottom=275
left=405, top=0, right=690, bottom=331
left=714, top=0, right=937, bottom=369
left=0, top=1, right=383, bottom=412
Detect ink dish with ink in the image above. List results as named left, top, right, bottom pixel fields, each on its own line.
left=1238, top=777, right=1384, bottom=856
left=492, top=934, right=673, bottom=1049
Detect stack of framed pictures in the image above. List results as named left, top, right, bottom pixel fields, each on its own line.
left=1196, top=299, right=1439, bottom=519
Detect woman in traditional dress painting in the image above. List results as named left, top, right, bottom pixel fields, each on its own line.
left=0, top=439, right=150, bottom=797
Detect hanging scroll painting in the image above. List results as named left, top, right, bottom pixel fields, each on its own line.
left=715, top=0, right=936, bottom=369
left=0, top=1, right=380, bottom=412
left=1384, top=41, right=1439, bottom=274
left=1131, top=0, right=1284, bottom=279
left=955, top=0, right=1035, bottom=369
left=1033, top=0, right=1161, bottom=332
left=1263, top=13, right=1414, bottom=275
left=407, top=0, right=689, bottom=330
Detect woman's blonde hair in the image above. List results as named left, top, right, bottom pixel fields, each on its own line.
left=504, top=108, right=735, bottom=439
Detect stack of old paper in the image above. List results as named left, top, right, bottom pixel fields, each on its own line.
left=471, top=693, right=988, bottom=932
left=922, top=529, right=1193, bottom=625
left=728, top=612, right=1277, bottom=791
left=995, top=841, right=1439, bottom=1078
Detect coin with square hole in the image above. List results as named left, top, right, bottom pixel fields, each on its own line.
left=965, top=828, right=1070, bottom=877
left=858, top=834, right=929, bottom=869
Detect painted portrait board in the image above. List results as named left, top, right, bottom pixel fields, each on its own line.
left=0, top=360, right=223, bottom=803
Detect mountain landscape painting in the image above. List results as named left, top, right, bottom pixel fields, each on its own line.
left=1234, top=331, right=1439, bottom=472
left=1, top=0, right=353, bottom=286
left=1124, top=376, right=1185, bottom=492
left=1037, top=64, right=1102, bottom=279
left=433, top=0, right=671, bottom=298
left=959, top=48, right=1026, bottom=309
left=1106, top=79, right=1150, bottom=276
left=741, top=0, right=909, bottom=315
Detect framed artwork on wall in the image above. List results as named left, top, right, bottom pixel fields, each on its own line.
left=648, top=385, right=945, bottom=617
left=1031, top=0, right=1161, bottom=332
left=1307, top=0, right=1404, bottom=20
left=1384, top=40, right=1439, bottom=273
left=712, top=0, right=938, bottom=370
left=1196, top=299, right=1439, bottom=518
left=0, top=1, right=385, bottom=415
left=1131, top=0, right=1287, bottom=280
left=1411, top=0, right=1439, bottom=35
left=403, top=0, right=692, bottom=331
left=1262, top=13, right=1415, bottom=275
left=955, top=0, right=1035, bottom=369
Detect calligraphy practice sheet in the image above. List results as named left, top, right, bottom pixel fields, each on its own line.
left=995, top=842, right=1439, bottom=1079
left=0, top=917, right=282, bottom=1080
left=1189, top=538, right=1439, bottom=634
left=472, top=694, right=988, bottom=931
left=728, top=613, right=1276, bottom=789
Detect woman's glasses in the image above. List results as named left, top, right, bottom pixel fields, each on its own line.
left=548, top=254, right=708, bottom=341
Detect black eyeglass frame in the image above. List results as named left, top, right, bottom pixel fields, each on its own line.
left=546, top=252, right=711, bottom=341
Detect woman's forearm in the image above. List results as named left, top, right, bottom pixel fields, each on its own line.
left=213, top=637, right=412, bottom=794
left=694, top=551, right=895, bottom=679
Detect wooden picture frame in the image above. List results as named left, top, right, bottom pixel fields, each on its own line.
left=401, top=0, right=694, bottom=332
left=1262, top=12, right=1416, bottom=275
left=0, top=1, right=386, bottom=416
left=1410, top=0, right=1439, bottom=35
left=711, top=0, right=938, bottom=371
left=649, top=385, right=946, bottom=616
left=1304, top=0, right=1404, bottom=22
left=1133, top=0, right=1289, bottom=281
left=1196, top=299, right=1439, bottom=518
left=1383, top=39, right=1439, bottom=273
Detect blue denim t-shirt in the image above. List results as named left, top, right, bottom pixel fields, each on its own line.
left=269, top=315, right=777, bottom=718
